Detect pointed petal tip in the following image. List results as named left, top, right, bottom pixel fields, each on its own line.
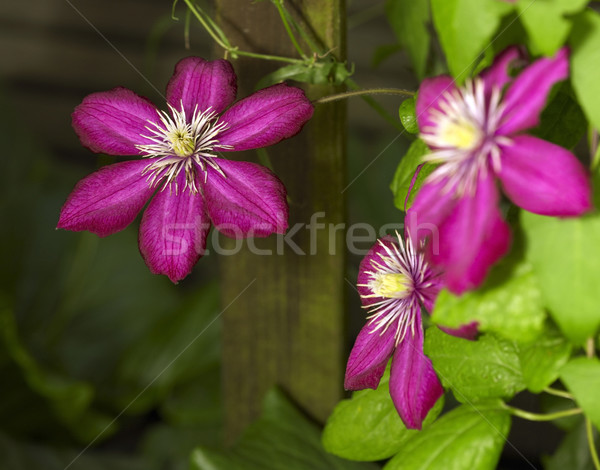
left=498, top=46, right=570, bottom=134
left=480, top=45, right=527, bottom=92
left=166, top=57, right=237, bottom=115
left=138, top=181, right=210, bottom=284
left=204, top=159, right=289, bottom=239
left=72, top=87, right=160, bottom=156
left=58, top=160, right=154, bottom=238
left=438, top=321, right=479, bottom=340
left=498, top=136, right=593, bottom=217
left=389, top=325, right=444, bottom=430
left=216, top=83, right=314, bottom=152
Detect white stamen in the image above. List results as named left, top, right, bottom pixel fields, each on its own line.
left=136, top=102, right=232, bottom=194
left=420, top=78, right=508, bottom=196
left=362, top=231, right=439, bottom=347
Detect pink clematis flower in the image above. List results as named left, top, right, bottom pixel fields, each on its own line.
left=409, top=46, right=592, bottom=295
left=58, top=57, right=313, bottom=282
left=344, top=231, right=476, bottom=429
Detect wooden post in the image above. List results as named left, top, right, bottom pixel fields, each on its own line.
left=215, top=0, right=346, bottom=441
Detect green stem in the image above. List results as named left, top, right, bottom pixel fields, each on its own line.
left=589, top=126, right=599, bottom=170
left=255, top=148, right=274, bottom=172
left=314, top=87, right=415, bottom=104
left=346, top=79, right=406, bottom=132
left=504, top=404, right=582, bottom=421
left=584, top=337, right=600, bottom=469
left=587, top=337, right=596, bottom=358
left=184, top=8, right=191, bottom=49
left=587, top=418, right=600, bottom=470
left=233, top=50, right=304, bottom=64
left=184, top=0, right=304, bottom=65
left=276, top=1, right=323, bottom=55
left=543, top=387, right=575, bottom=400
left=273, top=0, right=307, bottom=59
left=183, top=0, right=229, bottom=49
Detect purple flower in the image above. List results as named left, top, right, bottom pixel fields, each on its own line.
left=58, top=57, right=313, bottom=282
left=345, top=232, right=476, bottom=429
left=408, top=46, right=592, bottom=294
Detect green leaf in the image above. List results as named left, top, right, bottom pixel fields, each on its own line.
left=530, top=83, right=586, bottom=149
left=142, top=423, right=221, bottom=470
left=385, top=0, right=430, bottom=79
left=515, top=0, right=588, bottom=56
left=521, top=211, right=600, bottom=344
left=430, top=0, right=513, bottom=80
left=540, top=393, right=581, bottom=432
left=390, top=139, right=436, bottom=211
left=433, top=254, right=546, bottom=342
left=560, top=357, right=600, bottom=430
left=398, top=96, right=419, bottom=134
left=161, top=364, right=222, bottom=428
left=256, top=60, right=352, bottom=89
left=0, top=431, right=147, bottom=470
left=371, top=44, right=403, bottom=69
left=384, top=400, right=511, bottom=470
left=571, top=10, right=600, bottom=131
left=543, top=419, right=599, bottom=470
left=0, top=306, right=113, bottom=442
left=116, top=283, right=220, bottom=412
left=424, top=328, right=525, bottom=403
left=518, top=325, right=572, bottom=393
left=191, top=388, right=377, bottom=470
left=142, top=365, right=223, bottom=470
left=472, top=12, right=527, bottom=76
left=322, top=366, right=444, bottom=461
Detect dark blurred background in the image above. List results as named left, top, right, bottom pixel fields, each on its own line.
left=0, top=1, right=565, bottom=469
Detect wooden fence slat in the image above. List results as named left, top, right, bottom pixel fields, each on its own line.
left=216, top=0, right=347, bottom=441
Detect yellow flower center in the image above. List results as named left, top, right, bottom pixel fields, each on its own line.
left=371, top=273, right=411, bottom=299
left=169, top=129, right=196, bottom=157
left=437, top=118, right=481, bottom=150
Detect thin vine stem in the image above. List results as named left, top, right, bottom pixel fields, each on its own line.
left=183, top=0, right=304, bottom=64
left=587, top=417, right=600, bottom=470
left=276, top=0, right=323, bottom=55
left=503, top=404, right=582, bottom=421
left=232, top=50, right=304, bottom=64
left=182, top=0, right=229, bottom=49
left=346, top=79, right=405, bottom=131
left=586, top=336, right=600, bottom=469
left=314, top=88, right=415, bottom=104
left=543, top=387, right=574, bottom=400
left=587, top=337, right=596, bottom=358
left=273, top=0, right=307, bottom=59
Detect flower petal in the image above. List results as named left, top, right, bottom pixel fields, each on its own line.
left=423, top=173, right=511, bottom=294
left=344, top=321, right=396, bottom=390
left=72, top=87, right=160, bottom=155
left=203, top=159, right=288, bottom=238
left=438, top=323, right=479, bottom=340
left=480, top=46, right=527, bottom=93
left=389, top=322, right=443, bottom=430
left=357, top=235, right=398, bottom=304
left=498, top=135, right=592, bottom=216
left=215, top=84, right=313, bottom=152
left=166, top=57, right=237, bottom=116
left=57, top=160, right=154, bottom=237
left=416, top=76, right=457, bottom=137
left=497, top=47, right=569, bottom=135
left=139, top=178, right=210, bottom=283
left=406, top=176, right=459, bottom=245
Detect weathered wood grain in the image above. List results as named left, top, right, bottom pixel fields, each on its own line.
left=215, top=0, right=347, bottom=441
